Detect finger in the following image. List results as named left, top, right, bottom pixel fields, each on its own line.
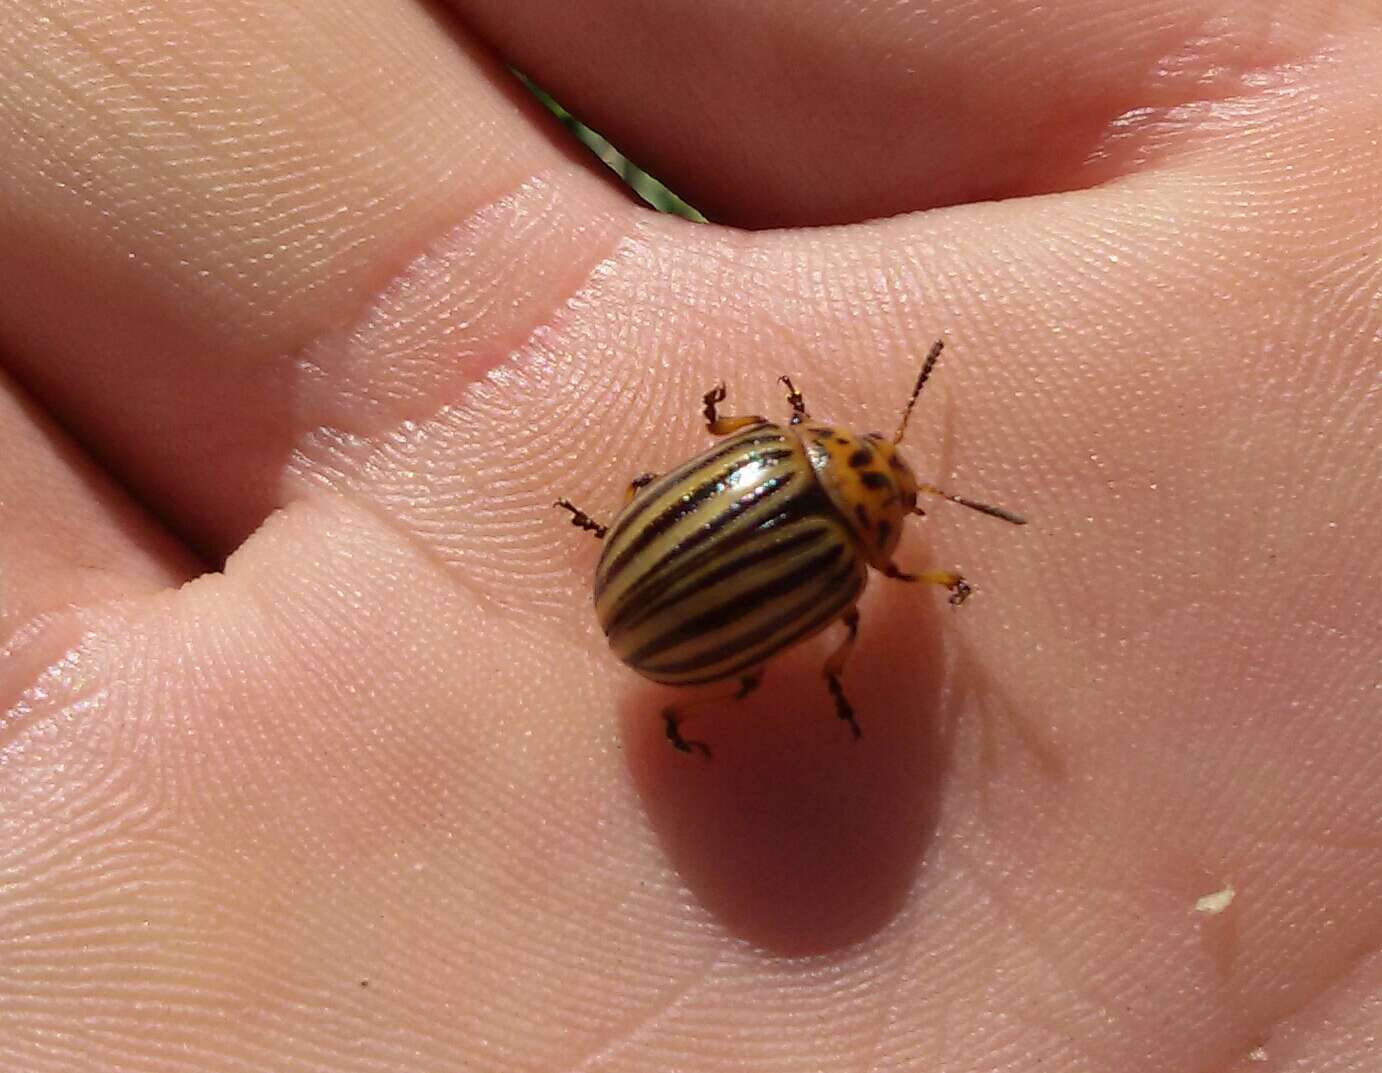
left=0, top=371, right=197, bottom=704
left=0, top=1, right=631, bottom=557
left=455, top=0, right=1380, bottom=225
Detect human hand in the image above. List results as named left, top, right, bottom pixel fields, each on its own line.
left=2, top=2, right=1378, bottom=1070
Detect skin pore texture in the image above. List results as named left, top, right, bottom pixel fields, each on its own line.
left=0, top=2, right=1379, bottom=1071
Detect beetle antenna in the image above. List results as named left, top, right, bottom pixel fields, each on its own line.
left=894, top=339, right=944, bottom=444
left=913, top=484, right=1028, bottom=525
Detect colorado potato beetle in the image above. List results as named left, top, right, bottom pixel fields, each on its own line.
left=557, top=340, right=1025, bottom=756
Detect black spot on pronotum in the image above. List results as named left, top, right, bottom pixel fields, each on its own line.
left=848, top=447, right=874, bottom=468
left=855, top=504, right=871, bottom=531
left=877, top=520, right=891, bottom=546
left=861, top=471, right=890, bottom=490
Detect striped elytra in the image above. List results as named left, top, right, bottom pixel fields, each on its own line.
left=555, top=340, right=1027, bottom=757
left=594, top=424, right=867, bottom=686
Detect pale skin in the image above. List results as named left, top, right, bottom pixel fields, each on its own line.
left=0, top=2, right=1378, bottom=1071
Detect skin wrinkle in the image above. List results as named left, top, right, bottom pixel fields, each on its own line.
left=34, top=2, right=544, bottom=324
left=281, top=479, right=525, bottom=628
left=0, top=622, right=92, bottom=756
left=1139, top=4, right=1327, bottom=103
left=951, top=793, right=1382, bottom=1073
left=0, top=363, right=200, bottom=725
left=0, top=2, right=627, bottom=556
left=558, top=949, right=721, bottom=1073
left=1223, top=946, right=1382, bottom=1071
left=949, top=854, right=1138, bottom=1069
left=8, top=9, right=351, bottom=325
left=280, top=221, right=647, bottom=629
left=288, top=169, right=633, bottom=439
left=1085, top=42, right=1356, bottom=179
left=856, top=909, right=920, bottom=1073
left=1199, top=940, right=1382, bottom=1073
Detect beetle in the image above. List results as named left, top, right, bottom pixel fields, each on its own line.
left=556, top=339, right=1025, bottom=756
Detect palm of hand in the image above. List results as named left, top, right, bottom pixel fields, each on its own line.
left=1, top=3, right=1378, bottom=1071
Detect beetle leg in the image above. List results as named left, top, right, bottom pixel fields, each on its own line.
left=778, top=375, right=809, bottom=425
left=821, top=606, right=863, bottom=740
left=702, top=383, right=767, bottom=436
left=883, top=562, right=972, bottom=606
left=661, top=667, right=764, bottom=759
left=554, top=499, right=608, bottom=540
left=624, top=472, right=658, bottom=504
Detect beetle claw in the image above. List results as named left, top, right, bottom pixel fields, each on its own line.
left=948, top=578, right=973, bottom=606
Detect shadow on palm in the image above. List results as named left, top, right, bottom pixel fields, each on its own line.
left=622, top=577, right=962, bottom=957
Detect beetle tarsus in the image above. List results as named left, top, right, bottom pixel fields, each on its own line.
left=822, top=608, right=862, bottom=740
left=702, top=383, right=727, bottom=430
left=554, top=499, right=608, bottom=540
left=702, top=383, right=767, bottom=436
left=825, top=671, right=862, bottom=741
left=663, top=708, right=712, bottom=759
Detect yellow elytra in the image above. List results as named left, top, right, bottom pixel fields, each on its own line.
left=556, top=340, right=1026, bottom=756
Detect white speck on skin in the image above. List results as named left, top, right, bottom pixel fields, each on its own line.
left=1194, top=885, right=1236, bottom=915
